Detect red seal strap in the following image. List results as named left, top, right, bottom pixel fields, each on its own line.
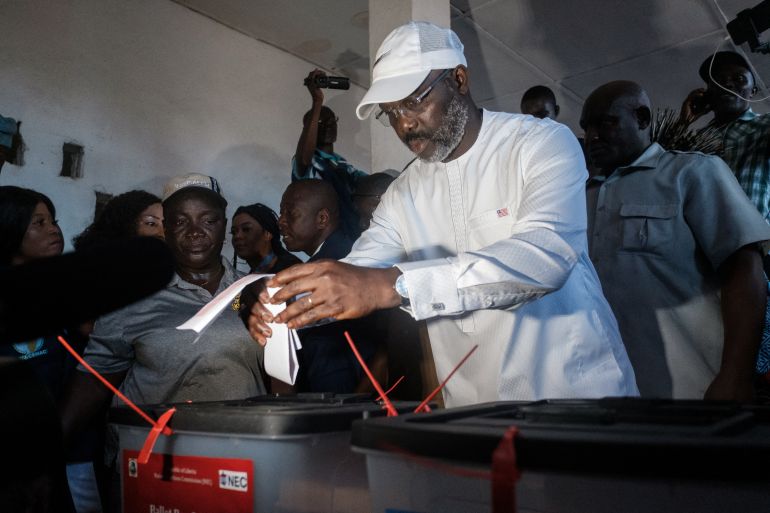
left=492, top=426, right=521, bottom=513
left=344, top=331, right=398, bottom=416
left=138, top=407, right=176, bottom=464
left=414, top=344, right=478, bottom=414
left=57, top=335, right=174, bottom=458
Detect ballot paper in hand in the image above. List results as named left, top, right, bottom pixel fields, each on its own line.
left=263, top=287, right=302, bottom=385
left=176, top=274, right=302, bottom=385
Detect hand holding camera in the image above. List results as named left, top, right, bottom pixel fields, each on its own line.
left=680, top=88, right=712, bottom=124
left=304, top=69, right=350, bottom=94
left=304, top=69, right=326, bottom=104
left=690, top=90, right=712, bottom=115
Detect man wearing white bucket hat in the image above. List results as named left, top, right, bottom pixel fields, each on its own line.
left=247, top=21, right=638, bottom=406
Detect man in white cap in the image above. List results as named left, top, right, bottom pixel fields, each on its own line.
left=245, top=21, right=638, bottom=406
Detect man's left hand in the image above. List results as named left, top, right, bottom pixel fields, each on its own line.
left=267, top=260, right=402, bottom=329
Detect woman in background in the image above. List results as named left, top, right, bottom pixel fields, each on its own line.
left=67, top=189, right=166, bottom=513
left=0, top=186, right=98, bottom=512
left=0, top=185, right=64, bottom=267
left=73, top=190, right=163, bottom=250
left=232, top=202, right=301, bottom=395
left=231, top=202, right=300, bottom=273
left=0, top=186, right=68, bottom=384
left=72, top=190, right=164, bottom=340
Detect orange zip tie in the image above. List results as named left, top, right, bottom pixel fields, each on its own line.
left=492, top=426, right=521, bottom=513
left=138, top=407, right=176, bottom=464
left=376, top=375, right=405, bottom=402
left=57, top=335, right=174, bottom=442
left=344, top=331, right=398, bottom=416
left=414, top=344, right=478, bottom=413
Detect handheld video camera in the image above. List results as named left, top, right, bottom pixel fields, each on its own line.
left=727, top=0, right=770, bottom=54
left=304, top=75, right=350, bottom=90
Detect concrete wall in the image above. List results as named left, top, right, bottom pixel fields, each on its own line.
left=0, top=0, right=371, bottom=257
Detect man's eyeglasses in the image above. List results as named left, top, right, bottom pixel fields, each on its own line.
left=375, top=68, right=452, bottom=127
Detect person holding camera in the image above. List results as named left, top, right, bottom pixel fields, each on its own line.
left=680, top=51, right=770, bottom=225
left=292, top=69, right=368, bottom=239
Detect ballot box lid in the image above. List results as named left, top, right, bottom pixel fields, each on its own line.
left=109, top=393, right=418, bottom=435
left=351, top=398, right=770, bottom=481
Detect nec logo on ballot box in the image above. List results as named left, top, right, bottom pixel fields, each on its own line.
left=218, top=469, right=248, bottom=492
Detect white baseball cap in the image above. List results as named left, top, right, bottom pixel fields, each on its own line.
left=162, top=173, right=223, bottom=202
left=356, top=21, right=467, bottom=120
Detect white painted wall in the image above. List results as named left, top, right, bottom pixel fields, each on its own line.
left=0, top=0, right=371, bottom=258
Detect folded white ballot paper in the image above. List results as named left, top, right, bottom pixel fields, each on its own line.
left=262, top=287, right=302, bottom=386
left=176, top=274, right=302, bottom=385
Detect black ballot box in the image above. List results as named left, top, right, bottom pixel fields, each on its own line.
left=351, top=398, right=770, bottom=513
left=109, top=393, right=417, bottom=513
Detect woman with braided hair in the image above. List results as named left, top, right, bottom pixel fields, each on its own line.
left=231, top=202, right=300, bottom=274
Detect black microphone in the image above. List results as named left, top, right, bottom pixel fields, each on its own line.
left=0, top=237, right=175, bottom=344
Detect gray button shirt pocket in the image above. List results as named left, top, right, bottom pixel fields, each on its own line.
left=619, top=203, right=678, bottom=254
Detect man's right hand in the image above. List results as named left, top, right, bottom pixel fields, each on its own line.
left=239, top=277, right=275, bottom=346
left=241, top=262, right=402, bottom=344
left=305, top=69, right=326, bottom=105
left=680, top=88, right=712, bottom=125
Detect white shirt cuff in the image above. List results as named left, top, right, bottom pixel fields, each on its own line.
left=395, top=259, right=463, bottom=320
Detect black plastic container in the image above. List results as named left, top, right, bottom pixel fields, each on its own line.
left=111, top=394, right=414, bottom=513
left=352, top=398, right=770, bottom=513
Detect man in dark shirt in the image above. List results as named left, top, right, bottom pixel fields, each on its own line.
left=278, top=180, right=377, bottom=392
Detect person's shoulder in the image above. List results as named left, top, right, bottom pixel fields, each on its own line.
left=314, top=229, right=354, bottom=261
left=663, top=147, right=727, bottom=168
left=483, top=111, right=578, bottom=153
left=751, top=111, right=770, bottom=128
left=222, top=257, right=243, bottom=280
left=109, top=287, right=165, bottom=316
left=274, top=252, right=302, bottom=273
left=88, top=298, right=143, bottom=336
left=658, top=146, right=725, bottom=169
left=483, top=110, right=542, bottom=134
left=384, top=158, right=425, bottom=198
left=660, top=147, right=737, bottom=185
left=381, top=155, right=416, bottom=182
left=484, top=110, right=568, bottom=133
left=326, top=150, right=368, bottom=178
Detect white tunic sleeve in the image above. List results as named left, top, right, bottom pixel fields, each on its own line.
left=346, top=122, right=589, bottom=321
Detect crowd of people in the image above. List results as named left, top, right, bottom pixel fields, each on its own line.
left=1, top=20, right=769, bottom=513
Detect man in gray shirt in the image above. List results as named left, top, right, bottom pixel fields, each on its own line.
left=582, top=80, right=770, bottom=401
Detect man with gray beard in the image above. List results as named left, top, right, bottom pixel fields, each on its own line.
left=243, top=22, right=638, bottom=406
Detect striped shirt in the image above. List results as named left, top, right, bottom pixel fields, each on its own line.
left=719, top=109, right=770, bottom=221
left=291, top=149, right=368, bottom=238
